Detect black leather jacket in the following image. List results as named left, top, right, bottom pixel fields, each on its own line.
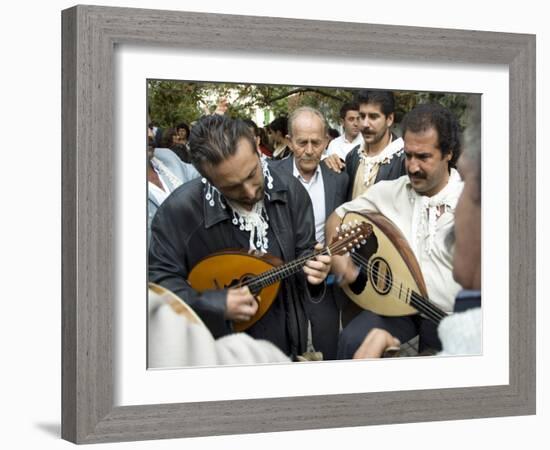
left=148, top=163, right=319, bottom=356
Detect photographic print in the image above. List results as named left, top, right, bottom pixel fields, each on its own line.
left=146, top=79, right=482, bottom=368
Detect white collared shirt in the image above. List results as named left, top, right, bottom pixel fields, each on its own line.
left=324, top=133, right=363, bottom=161
left=293, top=160, right=326, bottom=245
left=148, top=160, right=172, bottom=207
left=148, top=180, right=170, bottom=207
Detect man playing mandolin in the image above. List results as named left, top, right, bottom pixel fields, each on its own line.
left=149, top=114, right=332, bottom=358
left=326, top=103, right=464, bottom=358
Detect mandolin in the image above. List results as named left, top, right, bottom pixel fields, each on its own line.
left=188, top=221, right=373, bottom=331
left=341, top=212, right=448, bottom=325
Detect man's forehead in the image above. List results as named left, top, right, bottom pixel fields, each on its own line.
left=293, top=126, right=325, bottom=137
left=359, top=102, right=383, bottom=114
left=344, top=110, right=359, bottom=118
left=404, top=127, right=439, bottom=146
left=292, top=113, right=325, bottom=134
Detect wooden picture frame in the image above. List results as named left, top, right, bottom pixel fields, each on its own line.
left=61, top=5, right=536, bottom=443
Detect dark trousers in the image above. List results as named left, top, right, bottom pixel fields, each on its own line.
left=337, top=309, right=442, bottom=359
left=303, top=285, right=342, bottom=360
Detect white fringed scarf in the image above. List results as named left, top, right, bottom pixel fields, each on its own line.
left=226, top=199, right=270, bottom=253
left=358, top=137, right=404, bottom=188
left=409, top=168, right=463, bottom=256
left=202, top=156, right=273, bottom=254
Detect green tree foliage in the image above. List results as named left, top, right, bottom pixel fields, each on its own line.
left=147, top=80, right=471, bottom=130
left=394, top=91, right=470, bottom=129
left=148, top=80, right=204, bottom=128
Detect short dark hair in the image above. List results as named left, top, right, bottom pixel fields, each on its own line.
left=401, top=103, right=462, bottom=169
left=353, top=90, right=395, bottom=116
left=188, top=115, right=257, bottom=174
left=339, top=102, right=359, bottom=120
left=242, top=118, right=259, bottom=137
left=258, top=127, right=272, bottom=151
left=268, top=116, right=288, bottom=136
left=175, top=122, right=190, bottom=136
left=328, top=128, right=340, bottom=139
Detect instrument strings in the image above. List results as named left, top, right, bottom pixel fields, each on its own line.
left=232, top=224, right=446, bottom=325
left=241, top=229, right=369, bottom=292
left=231, top=224, right=446, bottom=325
left=352, top=253, right=446, bottom=324
left=349, top=251, right=447, bottom=324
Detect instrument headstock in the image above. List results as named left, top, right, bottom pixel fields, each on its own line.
left=330, top=220, right=373, bottom=256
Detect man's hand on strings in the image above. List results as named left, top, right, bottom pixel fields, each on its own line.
left=303, top=243, right=331, bottom=285
left=225, top=286, right=258, bottom=322
left=331, top=253, right=360, bottom=286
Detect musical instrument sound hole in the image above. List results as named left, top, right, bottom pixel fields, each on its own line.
left=368, top=257, right=392, bottom=295
left=229, top=274, right=261, bottom=295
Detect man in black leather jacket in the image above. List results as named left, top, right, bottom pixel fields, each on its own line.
left=149, top=115, right=331, bottom=358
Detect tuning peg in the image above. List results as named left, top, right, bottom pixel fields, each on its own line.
left=361, top=240, right=366, bottom=245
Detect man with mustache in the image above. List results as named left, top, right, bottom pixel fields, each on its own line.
left=149, top=114, right=332, bottom=358
left=327, top=91, right=408, bottom=326
left=271, top=107, right=349, bottom=359
left=353, top=105, right=482, bottom=359
left=325, top=90, right=407, bottom=200
left=325, top=103, right=464, bottom=359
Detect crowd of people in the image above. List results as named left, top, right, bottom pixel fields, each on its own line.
left=146, top=89, right=482, bottom=367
